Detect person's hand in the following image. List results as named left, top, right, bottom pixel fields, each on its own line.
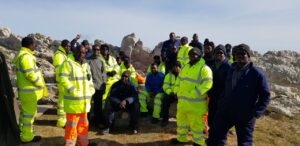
left=75, top=34, right=80, bottom=40
left=120, top=100, right=127, bottom=109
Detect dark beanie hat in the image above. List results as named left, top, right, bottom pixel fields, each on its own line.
left=214, top=44, right=226, bottom=55
left=81, top=40, right=89, bottom=46
left=236, top=43, right=251, bottom=58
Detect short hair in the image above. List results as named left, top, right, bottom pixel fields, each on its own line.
left=61, top=39, right=69, bottom=48
left=21, top=37, right=34, bottom=48
left=100, top=44, right=109, bottom=51
left=92, top=44, right=100, bottom=50
left=81, top=40, right=89, bottom=46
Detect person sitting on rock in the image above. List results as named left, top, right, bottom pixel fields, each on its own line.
left=103, top=71, right=140, bottom=134
left=139, top=63, right=165, bottom=124
left=119, top=56, right=138, bottom=87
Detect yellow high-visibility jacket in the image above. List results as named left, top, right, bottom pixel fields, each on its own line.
left=146, top=62, right=166, bottom=75
left=177, top=44, right=192, bottom=67
left=99, top=54, right=120, bottom=81
left=13, top=47, right=48, bottom=100
left=119, top=63, right=138, bottom=86
left=59, top=57, right=95, bottom=113
left=174, top=58, right=213, bottom=112
left=53, top=46, right=68, bottom=82
left=163, top=72, right=177, bottom=95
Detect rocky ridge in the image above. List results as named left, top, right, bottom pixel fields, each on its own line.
left=0, top=26, right=299, bottom=117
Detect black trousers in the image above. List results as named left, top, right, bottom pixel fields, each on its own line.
left=105, top=100, right=140, bottom=130
left=161, top=94, right=177, bottom=122
left=90, top=89, right=106, bottom=126
left=207, top=111, right=256, bottom=146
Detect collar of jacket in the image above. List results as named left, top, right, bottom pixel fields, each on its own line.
left=57, top=46, right=67, bottom=54
left=21, top=47, right=35, bottom=55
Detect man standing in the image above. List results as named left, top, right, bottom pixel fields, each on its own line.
left=70, top=34, right=80, bottom=53
left=207, top=45, right=231, bottom=130
left=207, top=44, right=270, bottom=146
left=161, top=32, right=180, bottom=72
left=13, top=37, right=48, bottom=143
left=87, top=44, right=107, bottom=127
left=177, top=37, right=192, bottom=67
left=53, top=39, right=70, bottom=128
left=103, top=71, right=140, bottom=134
left=59, top=45, right=95, bottom=146
left=82, top=40, right=93, bottom=59
left=146, top=55, right=166, bottom=75
left=172, top=48, right=213, bottom=146
left=189, top=33, right=203, bottom=53
left=99, top=44, right=120, bottom=101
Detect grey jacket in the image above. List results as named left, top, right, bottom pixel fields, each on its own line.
left=87, top=55, right=107, bottom=90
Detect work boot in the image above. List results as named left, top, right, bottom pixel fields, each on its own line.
left=22, top=135, right=42, bottom=143
left=151, top=117, right=159, bottom=124
left=193, top=142, right=201, bottom=146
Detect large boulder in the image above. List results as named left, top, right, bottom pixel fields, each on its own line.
left=253, top=50, right=300, bottom=116
left=120, top=33, right=139, bottom=58
left=0, top=27, right=22, bottom=51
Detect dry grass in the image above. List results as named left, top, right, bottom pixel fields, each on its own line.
left=30, top=109, right=300, bottom=146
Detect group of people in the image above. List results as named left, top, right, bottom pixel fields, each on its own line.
left=14, top=32, right=270, bottom=146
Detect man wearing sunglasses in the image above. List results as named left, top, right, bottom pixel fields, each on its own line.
left=207, top=44, right=270, bottom=146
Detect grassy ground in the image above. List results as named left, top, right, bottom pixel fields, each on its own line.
left=26, top=109, right=300, bottom=146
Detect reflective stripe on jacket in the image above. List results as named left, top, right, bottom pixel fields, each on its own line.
left=13, top=47, right=47, bottom=99
left=53, top=46, right=68, bottom=82
left=175, top=58, right=213, bottom=112
left=59, top=56, right=95, bottom=113
left=177, top=44, right=192, bottom=67
left=163, top=73, right=177, bottom=95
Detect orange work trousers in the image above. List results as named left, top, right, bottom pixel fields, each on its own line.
left=65, top=113, right=89, bottom=146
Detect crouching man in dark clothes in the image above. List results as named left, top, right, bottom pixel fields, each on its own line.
left=103, top=71, right=140, bottom=134
left=207, top=44, right=270, bottom=146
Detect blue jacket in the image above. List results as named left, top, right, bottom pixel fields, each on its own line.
left=208, top=59, right=231, bottom=104
left=218, top=62, right=270, bottom=120
left=189, top=40, right=203, bottom=53
left=145, top=72, right=165, bottom=94
left=161, top=39, right=180, bottom=64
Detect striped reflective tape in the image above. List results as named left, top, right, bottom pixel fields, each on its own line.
left=178, top=96, right=206, bottom=102
left=59, top=73, right=69, bottom=77
left=78, top=135, right=88, bottom=140
left=23, top=123, right=33, bottom=127
left=23, top=114, right=34, bottom=119
left=193, top=136, right=205, bottom=142
left=18, top=87, right=43, bottom=92
left=68, top=86, right=75, bottom=93
left=64, top=95, right=92, bottom=100
left=32, top=76, right=40, bottom=84
left=66, top=121, right=77, bottom=126
left=177, top=125, right=189, bottom=129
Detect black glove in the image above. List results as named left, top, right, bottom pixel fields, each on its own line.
left=110, top=71, right=117, bottom=76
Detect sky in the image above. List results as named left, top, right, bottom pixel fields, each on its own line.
left=0, top=0, right=300, bottom=53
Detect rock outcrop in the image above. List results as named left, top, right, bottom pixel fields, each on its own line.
left=0, top=26, right=299, bottom=117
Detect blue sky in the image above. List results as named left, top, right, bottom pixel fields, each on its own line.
left=0, top=0, right=299, bottom=53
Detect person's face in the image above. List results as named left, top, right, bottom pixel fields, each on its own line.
left=151, top=65, right=158, bottom=74
left=172, top=66, right=181, bottom=74
left=181, top=39, right=187, bottom=45
left=92, top=46, right=100, bottom=56
left=122, top=74, right=130, bottom=84
left=204, top=45, right=212, bottom=54
left=100, top=48, right=109, bottom=56
left=214, top=50, right=225, bottom=61
left=64, top=43, right=71, bottom=53
left=116, top=58, right=122, bottom=65
left=76, top=47, right=86, bottom=61
left=84, top=44, right=90, bottom=50
left=193, top=34, right=198, bottom=41
left=189, top=50, right=200, bottom=63
left=235, top=49, right=249, bottom=65
left=169, top=33, right=175, bottom=40
left=29, top=42, right=36, bottom=51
